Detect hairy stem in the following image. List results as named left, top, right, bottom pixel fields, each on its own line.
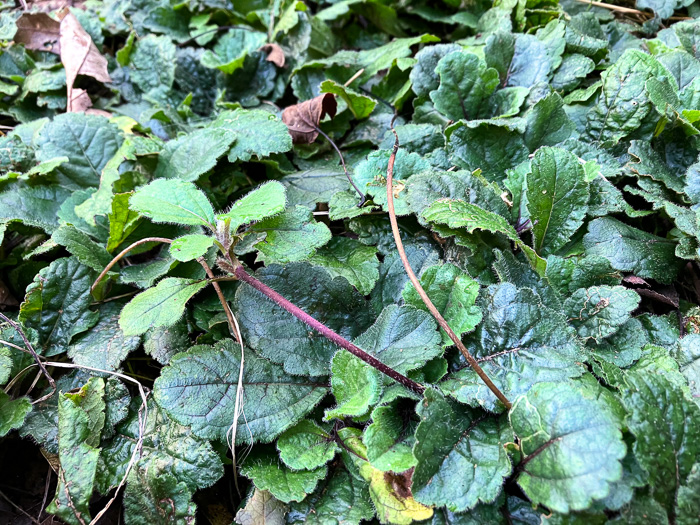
left=233, top=265, right=425, bottom=395
left=384, top=126, right=512, bottom=409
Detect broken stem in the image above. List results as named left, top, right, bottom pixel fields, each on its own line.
left=232, top=264, right=425, bottom=395
left=384, top=126, right=512, bottom=409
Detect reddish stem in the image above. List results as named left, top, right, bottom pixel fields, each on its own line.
left=233, top=265, right=425, bottom=395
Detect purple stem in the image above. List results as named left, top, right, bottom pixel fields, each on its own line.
left=233, top=265, right=425, bottom=395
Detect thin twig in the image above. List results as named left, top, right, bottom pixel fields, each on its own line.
left=58, top=467, right=87, bottom=525
left=0, top=489, right=41, bottom=525
left=197, top=258, right=239, bottom=342
left=343, top=68, right=365, bottom=87
left=575, top=0, right=650, bottom=16
left=38, top=467, right=52, bottom=522
left=233, top=265, right=425, bottom=395
left=384, top=121, right=512, bottom=410
left=314, top=126, right=366, bottom=206
left=92, top=237, right=173, bottom=293
left=0, top=312, right=55, bottom=401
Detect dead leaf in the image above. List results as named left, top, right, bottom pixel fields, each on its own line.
left=70, top=88, right=91, bottom=112
left=259, top=43, right=285, bottom=68
left=281, top=93, right=337, bottom=144
left=25, top=1, right=86, bottom=12
left=234, top=489, right=287, bottom=525
left=623, top=275, right=649, bottom=286
left=14, top=13, right=61, bottom=53
left=58, top=11, right=110, bottom=112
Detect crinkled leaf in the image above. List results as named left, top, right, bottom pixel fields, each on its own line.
left=525, top=146, right=590, bottom=255
left=212, top=108, right=293, bottom=162
left=402, top=263, right=482, bottom=347
left=622, top=368, right=700, bottom=519
left=353, top=304, right=441, bottom=375
left=325, top=351, right=382, bottom=421
left=430, top=51, right=499, bottom=121
left=0, top=391, right=32, bottom=437
left=234, top=263, right=373, bottom=376
left=154, top=127, right=236, bottom=181
left=19, top=256, right=98, bottom=356
left=235, top=489, right=288, bottom=525
left=153, top=339, right=328, bottom=442
left=308, top=237, right=379, bottom=295
left=364, top=402, right=417, bottom=473
left=277, top=419, right=338, bottom=471
left=564, top=285, right=640, bottom=342
left=241, top=448, right=327, bottom=503
left=123, top=467, right=196, bottom=525
left=510, top=381, right=626, bottom=513
left=51, top=224, right=111, bottom=272
left=128, top=34, right=176, bottom=93
left=583, top=217, right=682, bottom=284
left=413, top=388, right=512, bottom=512
left=107, top=192, right=141, bottom=252
left=119, top=277, right=208, bottom=336
left=68, top=302, right=140, bottom=372
left=523, top=93, right=575, bottom=151
left=441, top=284, right=584, bottom=412
left=0, top=184, right=70, bottom=232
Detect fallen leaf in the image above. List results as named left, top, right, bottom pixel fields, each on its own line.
left=70, top=88, right=92, bottom=112
left=26, top=1, right=86, bottom=12
left=14, top=13, right=61, bottom=53
left=260, top=43, right=285, bottom=67
left=281, top=93, right=337, bottom=144
left=58, top=11, right=110, bottom=112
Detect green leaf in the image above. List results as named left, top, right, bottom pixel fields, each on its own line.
left=51, top=224, right=112, bottom=272
left=564, top=286, right=641, bottom=342
left=308, top=237, right=379, bottom=295
left=130, top=178, right=216, bottom=227
left=241, top=448, right=327, bottom=503
left=410, top=44, right=462, bottom=98
left=447, top=121, right=529, bottom=181
left=169, top=234, right=215, bottom=262
left=422, top=199, right=519, bottom=241
left=487, top=33, right=553, bottom=88
left=36, top=113, right=123, bottom=189
left=0, top=184, right=71, bottom=232
left=583, top=217, right=682, bottom=284
left=586, top=50, right=672, bottom=146
left=67, top=302, right=141, bottom=372
left=364, top=401, right=417, bottom=472
left=0, top=391, right=32, bottom=437
left=525, top=146, right=590, bottom=255
left=627, top=140, right=686, bottom=195
left=210, top=108, right=292, bottom=163
left=622, top=369, right=700, bottom=519
left=19, top=257, right=98, bottom=356
left=523, top=94, right=575, bottom=151
left=236, top=489, right=288, bottom=525
left=354, top=304, right=441, bottom=375
left=153, top=339, right=328, bottom=442
left=280, top=168, right=349, bottom=208
left=510, top=381, right=626, bottom=513
left=325, top=351, right=382, bottom=421
left=119, top=277, right=208, bottom=336
left=107, top=193, right=141, bottom=252
left=128, top=34, right=177, bottom=93
left=413, top=388, right=512, bottom=512
left=441, top=284, right=584, bottom=412
left=46, top=386, right=103, bottom=525
left=551, top=54, right=596, bottom=91
left=402, top=263, right=482, bottom=347
left=143, top=320, right=190, bottom=365
left=234, top=263, right=373, bottom=376
left=217, top=181, right=287, bottom=232
left=277, top=420, right=339, bottom=470
left=96, top=400, right=222, bottom=494
left=353, top=149, right=431, bottom=216
left=287, top=467, right=374, bottom=525
left=241, top=206, right=331, bottom=264
left=154, top=127, right=236, bottom=181
left=201, top=28, right=267, bottom=74
left=430, top=51, right=499, bottom=121
left=320, top=79, right=376, bottom=119
left=123, top=467, right=196, bottom=525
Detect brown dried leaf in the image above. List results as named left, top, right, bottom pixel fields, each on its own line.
left=70, top=88, right=92, bottom=112
left=234, top=489, right=287, bottom=525
left=259, top=43, right=285, bottom=68
left=59, top=12, right=110, bottom=112
left=281, top=93, right=337, bottom=144
left=14, top=13, right=61, bottom=54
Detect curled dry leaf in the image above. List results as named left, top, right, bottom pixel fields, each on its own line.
left=260, top=43, right=285, bottom=68
left=58, top=11, right=111, bottom=112
left=281, top=93, right=337, bottom=144
left=14, top=13, right=61, bottom=53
